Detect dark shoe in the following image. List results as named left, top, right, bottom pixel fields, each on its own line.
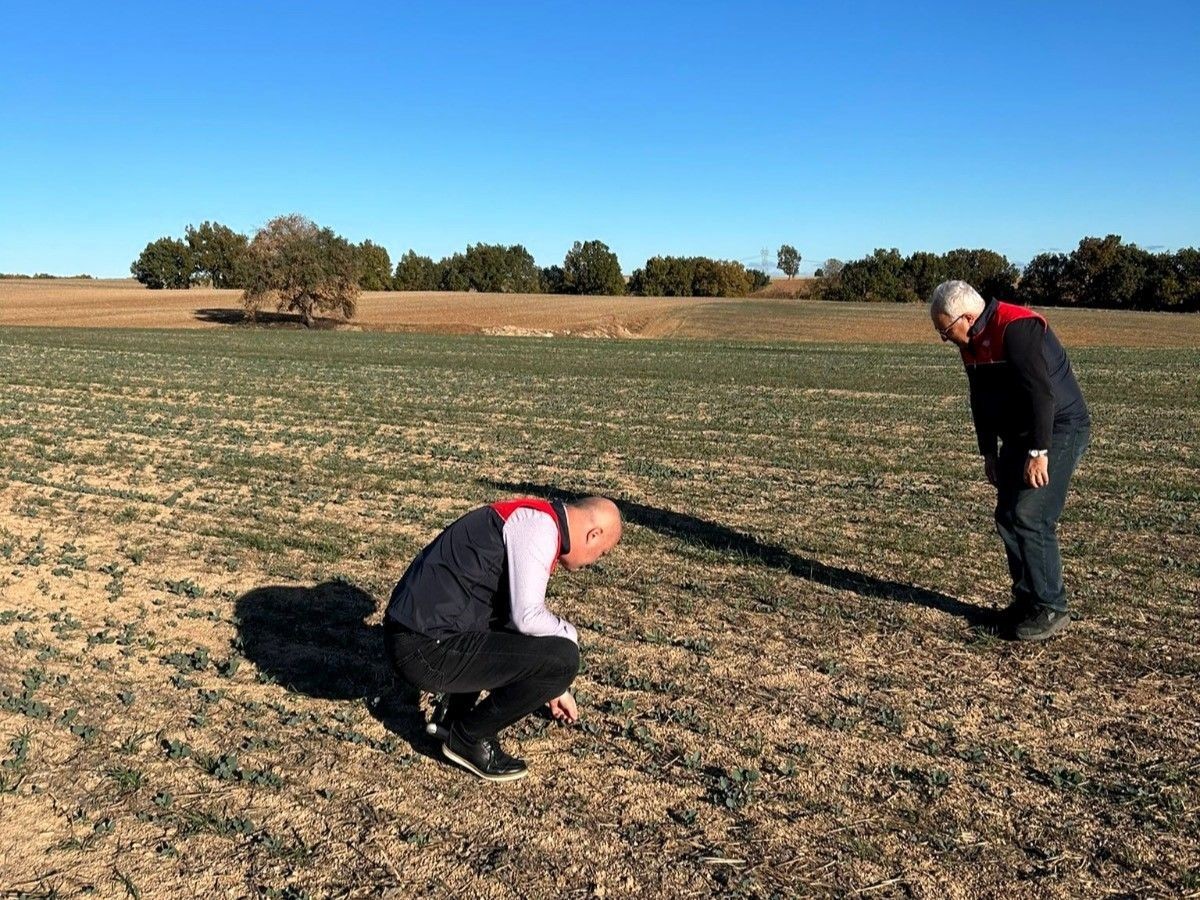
left=1016, top=607, right=1071, bottom=642
left=442, top=729, right=528, bottom=782
left=1001, top=596, right=1035, bottom=622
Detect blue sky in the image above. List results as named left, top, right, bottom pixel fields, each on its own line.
left=1, top=1, right=1197, bottom=277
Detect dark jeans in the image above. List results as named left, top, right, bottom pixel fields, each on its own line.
left=384, top=621, right=579, bottom=743
left=994, top=425, right=1090, bottom=613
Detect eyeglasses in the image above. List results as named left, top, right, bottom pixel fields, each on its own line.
left=937, top=313, right=967, bottom=341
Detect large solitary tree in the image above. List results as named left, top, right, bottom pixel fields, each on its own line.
left=777, top=244, right=801, bottom=279
left=241, top=215, right=359, bottom=327
left=131, top=237, right=193, bottom=289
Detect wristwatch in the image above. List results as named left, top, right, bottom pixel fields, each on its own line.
left=1027, top=449, right=1048, bottom=458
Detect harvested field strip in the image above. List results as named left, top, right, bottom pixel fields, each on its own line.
left=4, top=278, right=1200, bottom=347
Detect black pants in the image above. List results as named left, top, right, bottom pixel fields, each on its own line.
left=995, top=425, right=1090, bottom=613
left=384, top=621, right=579, bottom=743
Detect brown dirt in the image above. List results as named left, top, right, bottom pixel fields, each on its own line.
left=3, top=278, right=1197, bottom=347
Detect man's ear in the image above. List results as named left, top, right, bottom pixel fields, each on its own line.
left=586, top=526, right=602, bottom=545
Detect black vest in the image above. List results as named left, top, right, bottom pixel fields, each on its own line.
left=386, top=499, right=569, bottom=638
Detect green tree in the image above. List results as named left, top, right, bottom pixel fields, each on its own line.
left=625, top=262, right=651, bottom=295
left=393, top=250, right=439, bottom=290
left=1018, top=253, right=1070, bottom=307
left=185, top=221, right=248, bottom=288
left=817, top=258, right=844, bottom=279
left=723, top=260, right=755, bottom=296
left=438, top=243, right=541, bottom=293
left=242, top=214, right=359, bottom=327
left=830, top=248, right=912, bottom=302
left=130, top=237, right=193, bottom=290
left=1152, top=248, right=1200, bottom=312
left=628, top=256, right=695, bottom=296
left=903, top=251, right=948, bottom=301
left=662, top=257, right=698, bottom=295
left=437, top=252, right=471, bottom=291
left=628, top=255, right=751, bottom=297
left=1177, top=248, right=1200, bottom=312
left=748, top=268, right=771, bottom=291
left=540, top=265, right=566, bottom=294
left=941, top=248, right=1020, bottom=301
left=354, top=240, right=393, bottom=291
left=1063, top=235, right=1149, bottom=309
left=561, top=240, right=625, bottom=295
left=777, top=244, right=800, bottom=279
left=692, top=257, right=724, bottom=296
left=694, top=259, right=753, bottom=297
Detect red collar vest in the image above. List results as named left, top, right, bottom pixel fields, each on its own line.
left=960, top=301, right=1046, bottom=367
left=490, top=498, right=570, bottom=572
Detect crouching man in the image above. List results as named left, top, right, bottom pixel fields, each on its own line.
left=384, top=495, right=622, bottom=781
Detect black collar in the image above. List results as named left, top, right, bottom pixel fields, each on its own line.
left=551, top=499, right=571, bottom=556
left=967, top=298, right=999, bottom=344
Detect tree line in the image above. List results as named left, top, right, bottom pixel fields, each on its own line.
left=131, top=220, right=765, bottom=299
left=818, top=236, right=1200, bottom=311
left=1, top=272, right=94, bottom=279
left=131, top=219, right=1199, bottom=312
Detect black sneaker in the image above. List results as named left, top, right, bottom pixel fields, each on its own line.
left=1001, top=596, right=1035, bottom=622
left=442, top=729, right=528, bottom=782
left=1015, top=607, right=1071, bottom=642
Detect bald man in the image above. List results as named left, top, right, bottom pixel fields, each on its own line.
left=384, top=496, right=622, bottom=781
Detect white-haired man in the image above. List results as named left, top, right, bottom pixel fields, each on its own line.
left=930, top=281, right=1090, bottom=640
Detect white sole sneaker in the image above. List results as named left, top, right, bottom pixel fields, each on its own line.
left=441, top=743, right=529, bottom=782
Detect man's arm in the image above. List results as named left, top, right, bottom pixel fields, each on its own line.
left=502, top=508, right=579, bottom=643
left=1005, top=318, right=1055, bottom=450
left=1005, top=318, right=1054, bottom=488
left=966, top=367, right=998, bottom=458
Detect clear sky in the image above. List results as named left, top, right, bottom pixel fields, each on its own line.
left=1, top=1, right=1197, bottom=277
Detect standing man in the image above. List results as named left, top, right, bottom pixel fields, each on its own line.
left=929, top=281, right=1091, bottom=641
left=384, top=495, right=622, bottom=781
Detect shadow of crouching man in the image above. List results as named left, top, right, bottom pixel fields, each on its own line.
left=233, top=580, right=432, bottom=755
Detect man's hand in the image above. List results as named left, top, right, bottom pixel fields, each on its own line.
left=1024, top=454, right=1049, bottom=489
left=983, top=454, right=998, bottom=486
left=547, top=691, right=578, bottom=725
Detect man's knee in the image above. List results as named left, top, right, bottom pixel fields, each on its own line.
left=543, top=637, right=580, bottom=680
left=1011, top=494, right=1056, bottom=534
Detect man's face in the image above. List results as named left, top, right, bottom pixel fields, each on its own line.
left=932, top=311, right=975, bottom=349
left=559, top=525, right=621, bottom=572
